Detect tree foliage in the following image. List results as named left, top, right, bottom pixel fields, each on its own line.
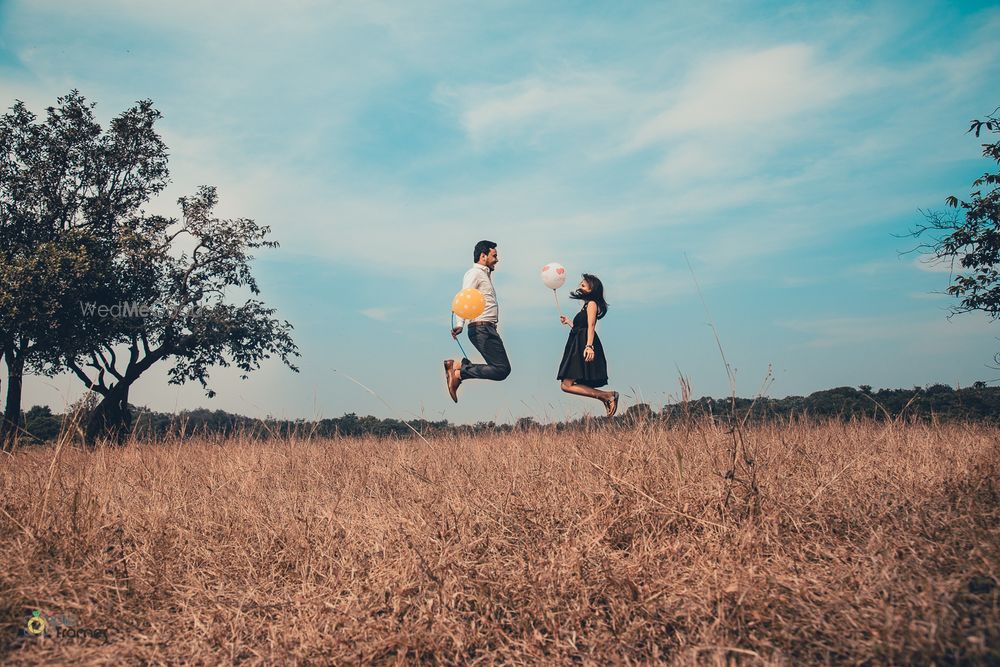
left=912, top=108, right=1000, bottom=352
left=0, top=91, right=297, bottom=445
left=0, top=91, right=167, bottom=443
left=67, top=186, right=300, bottom=442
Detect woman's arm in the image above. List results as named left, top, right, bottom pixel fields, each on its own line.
left=584, top=301, right=597, bottom=362
left=586, top=301, right=597, bottom=346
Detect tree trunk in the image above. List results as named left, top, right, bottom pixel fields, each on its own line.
left=0, top=350, right=25, bottom=449
left=78, top=342, right=168, bottom=447
left=85, top=383, right=132, bottom=446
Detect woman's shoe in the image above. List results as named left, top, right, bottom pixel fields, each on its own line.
left=605, top=391, right=619, bottom=417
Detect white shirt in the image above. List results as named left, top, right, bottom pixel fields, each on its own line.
left=456, top=263, right=498, bottom=327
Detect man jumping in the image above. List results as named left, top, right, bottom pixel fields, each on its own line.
left=444, top=240, right=511, bottom=402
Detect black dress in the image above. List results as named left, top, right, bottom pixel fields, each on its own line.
left=557, top=302, right=608, bottom=388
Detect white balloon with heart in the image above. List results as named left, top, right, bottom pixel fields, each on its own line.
left=541, top=263, right=567, bottom=290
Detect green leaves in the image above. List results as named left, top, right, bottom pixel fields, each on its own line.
left=1, top=91, right=298, bottom=444
left=913, top=108, right=1000, bottom=363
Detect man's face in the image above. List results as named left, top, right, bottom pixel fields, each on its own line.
left=482, top=247, right=499, bottom=269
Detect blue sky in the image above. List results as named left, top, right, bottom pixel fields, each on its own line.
left=3, top=0, right=999, bottom=423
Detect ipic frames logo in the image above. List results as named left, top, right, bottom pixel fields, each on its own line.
left=25, top=610, right=46, bottom=636
left=17, top=609, right=111, bottom=643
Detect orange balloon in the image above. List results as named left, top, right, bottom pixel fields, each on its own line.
left=452, top=288, right=486, bottom=320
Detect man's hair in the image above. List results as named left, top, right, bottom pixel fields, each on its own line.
left=473, top=240, right=497, bottom=263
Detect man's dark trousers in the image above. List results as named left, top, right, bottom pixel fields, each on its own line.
left=460, top=323, right=511, bottom=381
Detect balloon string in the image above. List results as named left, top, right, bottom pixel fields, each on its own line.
left=451, top=312, right=469, bottom=359
left=553, top=289, right=566, bottom=320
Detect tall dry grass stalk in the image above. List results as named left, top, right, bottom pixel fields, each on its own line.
left=1, top=419, right=997, bottom=664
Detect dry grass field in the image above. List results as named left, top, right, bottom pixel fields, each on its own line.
left=1, top=418, right=998, bottom=665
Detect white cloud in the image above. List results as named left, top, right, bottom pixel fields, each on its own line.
left=437, top=71, right=632, bottom=149
left=630, top=44, right=863, bottom=148
left=781, top=275, right=819, bottom=288
left=907, top=291, right=949, bottom=301
left=780, top=315, right=908, bottom=348
left=360, top=307, right=393, bottom=321
left=912, top=255, right=957, bottom=274
left=779, top=311, right=992, bottom=349
left=852, top=259, right=904, bottom=276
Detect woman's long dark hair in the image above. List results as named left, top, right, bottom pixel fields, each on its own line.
left=569, top=273, right=608, bottom=319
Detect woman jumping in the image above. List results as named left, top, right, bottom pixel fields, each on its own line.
left=557, top=273, right=618, bottom=417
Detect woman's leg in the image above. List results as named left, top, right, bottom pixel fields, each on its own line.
left=561, top=379, right=612, bottom=403
left=560, top=380, right=618, bottom=416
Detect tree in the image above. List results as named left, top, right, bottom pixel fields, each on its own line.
left=0, top=234, right=106, bottom=445
left=66, top=186, right=299, bottom=443
left=24, top=405, right=61, bottom=443
left=911, top=107, right=1000, bottom=362
left=0, top=91, right=168, bottom=446
left=623, top=403, right=654, bottom=424
left=1, top=91, right=298, bottom=446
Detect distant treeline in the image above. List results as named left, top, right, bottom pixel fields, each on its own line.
left=14, top=383, right=1000, bottom=444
